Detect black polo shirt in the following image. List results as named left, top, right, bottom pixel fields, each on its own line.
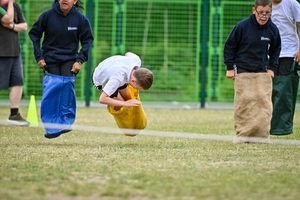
left=0, top=3, right=26, bottom=57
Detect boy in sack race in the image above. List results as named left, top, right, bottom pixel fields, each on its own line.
left=92, top=52, right=153, bottom=135
left=29, top=0, right=93, bottom=138
left=223, top=0, right=281, bottom=143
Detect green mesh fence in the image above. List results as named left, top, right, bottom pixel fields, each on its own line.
left=2, top=0, right=295, bottom=104
left=90, top=0, right=201, bottom=102
left=90, top=0, right=114, bottom=101
left=124, top=1, right=200, bottom=101
left=22, top=0, right=49, bottom=98
left=207, top=0, right=254, bottom=102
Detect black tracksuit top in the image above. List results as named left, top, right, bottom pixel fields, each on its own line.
left=224, top=14, right=281, bottom=72
left=29, top=2, right=94, bottom=65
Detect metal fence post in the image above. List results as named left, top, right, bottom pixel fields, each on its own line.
left=84, top=0, right=94, bottom=107
left=113, top=0, right=126, bottom=54
left=200, top=0, right=209, bottom=108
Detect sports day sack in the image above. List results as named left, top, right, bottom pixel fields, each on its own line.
left=41, top=73, right=76, bottom=138
left=234, top=73, right=272, bottom=141
left=107, top=84, right=147, bottom=135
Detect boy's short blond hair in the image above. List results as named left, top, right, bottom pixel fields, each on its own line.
left=133, top=68, right=153, bottom=90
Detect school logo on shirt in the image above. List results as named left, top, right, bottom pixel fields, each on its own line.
left=68, top=27, right=78, bottom=31
left=261, top=37, right=270, bottom=41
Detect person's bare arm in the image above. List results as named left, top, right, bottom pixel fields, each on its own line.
left=4, top=21, right=27, bottom=32
left=99, top=91, right=141, bottom=107
left=118, top=87, right=131, bottom=101
left=1, top=1, right=27, bottom=32
left=294, top=22, right=300, bottom=62
left=0, top=0, right=14, bottom=25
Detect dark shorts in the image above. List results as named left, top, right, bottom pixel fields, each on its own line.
left=91, top=70, right=128, bottom=98
left=0, top=56, right=24, bottom=89
left=276, top=57, right=298, bottom=76
left=235, top=66, right=267, bottom=74
left=93, top=83, right=128, bottom=98
left=45, top=60, right=75, bottom=76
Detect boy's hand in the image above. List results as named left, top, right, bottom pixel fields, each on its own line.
left=124, top=99, right=141, bottom=107
left=37, top=59, right=47, bottom=69
left=226, top=70, right=235, bottom=80
left=267, top=69, right=274, bottom=78
left=71, top=62, right=81, bottom=74
left=71, top=62, right=81, bottom=75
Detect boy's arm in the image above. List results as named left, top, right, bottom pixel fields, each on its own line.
left=268, top=27, right=281, bottom=72
left=99, top=92, right=141, bottom=107
left=77, top=17, right=94, bottom=64
left=118, top=87, right=131, bottom=101
left=224, top=25, right=240, bottom=71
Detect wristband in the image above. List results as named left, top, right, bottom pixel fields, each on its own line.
left=11, top=23, right=15, bottom=30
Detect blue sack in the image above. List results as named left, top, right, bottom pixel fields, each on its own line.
left=41, top=73, right=76, bottom=138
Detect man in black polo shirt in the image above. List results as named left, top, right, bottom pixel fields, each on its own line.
left=0, top=0, right=29, bottom=126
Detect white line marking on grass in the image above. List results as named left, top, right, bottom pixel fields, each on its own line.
left=1, top=120, right=300, bottom=146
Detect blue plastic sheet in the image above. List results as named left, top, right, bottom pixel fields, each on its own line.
left=41, top=73, right=76, bottom=138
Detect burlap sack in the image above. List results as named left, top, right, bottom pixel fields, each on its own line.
left=234, top=73, right=272, bottom=140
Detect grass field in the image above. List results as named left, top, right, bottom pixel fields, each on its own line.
left=1, top=105, right=300, bottom=200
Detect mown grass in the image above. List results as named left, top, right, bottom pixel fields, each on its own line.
left=0, top=105, right=300, bottom=200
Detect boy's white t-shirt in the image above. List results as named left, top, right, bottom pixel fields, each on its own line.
left=271, top=0, right=300, bottom=57
left=93, top=52, right=141, bottom=96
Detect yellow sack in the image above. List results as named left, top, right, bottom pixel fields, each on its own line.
left=107, top=84, right=147, bottom=135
